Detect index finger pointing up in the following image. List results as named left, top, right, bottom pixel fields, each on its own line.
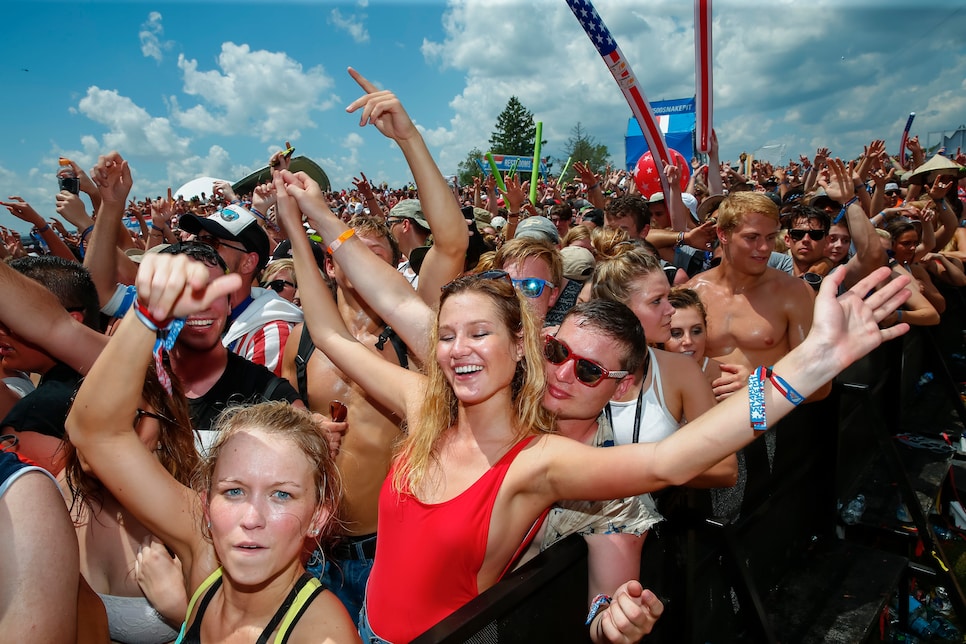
left=348, top=67, right=377, bottom=93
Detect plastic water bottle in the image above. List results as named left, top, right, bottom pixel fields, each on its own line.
left=57, top=157, right=79, bottom=194
left=841, top=494, right=866, bottom=525
left=908, top=596, right=935, bottom=637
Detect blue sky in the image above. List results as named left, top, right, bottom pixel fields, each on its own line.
left=2, top=0, right=964, bottom=234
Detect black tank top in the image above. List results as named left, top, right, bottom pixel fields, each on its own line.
left=180, top=571, right=323, bottom=644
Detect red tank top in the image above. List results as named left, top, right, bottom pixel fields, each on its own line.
left=366, top=435, right=536, bottom=642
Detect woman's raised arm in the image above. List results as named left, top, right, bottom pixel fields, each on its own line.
left=65, top=255, right=240, bottom=571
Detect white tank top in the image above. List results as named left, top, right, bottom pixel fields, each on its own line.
left=607, top=347, right=681, bottom=444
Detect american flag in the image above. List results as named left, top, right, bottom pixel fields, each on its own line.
left=566, top=0, right=672, bottom=190
left=566, top=0, right=617, bottom=57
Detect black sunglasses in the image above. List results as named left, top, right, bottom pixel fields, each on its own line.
left=264, top=279, right=296, bottom=293
left=197, top=234, right=249, bottom=255
left=788, top=228, right=826, bottom=242
left=543, top=335, right=628, bottom=387
left=134, top=407, right=175, bottom=430
left=160, top=241, right=229, bottom=272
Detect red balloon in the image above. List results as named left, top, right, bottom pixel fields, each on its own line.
left=633, top=149, right=690, bottom=198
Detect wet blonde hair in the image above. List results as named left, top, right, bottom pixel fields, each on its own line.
left=392, top=275, right=553, bottom=494
left=716, top=192, right=779, bottom=233
left=195, top=401, right=344, bottom=550
left=495, top=237, right=563, bottom=287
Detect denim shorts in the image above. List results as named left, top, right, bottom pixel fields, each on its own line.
left=307, top=550, right=373, bottom=629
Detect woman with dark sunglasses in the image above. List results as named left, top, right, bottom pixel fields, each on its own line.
left=275, top=146, right=912, bottom=643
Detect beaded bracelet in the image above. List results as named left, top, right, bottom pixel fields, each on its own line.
left=585, top=593, right=612, bottom=626
left=327, top=228, right=355, bottom=255
left=134, top=300, right=185, bottom=396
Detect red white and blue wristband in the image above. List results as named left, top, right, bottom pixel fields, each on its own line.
left=748, top=367, right=768, bottom=431
left=748, top=366, right=805, bottom=432
left=134, top=300, right=185, bottom=396
left=586, top=593, right=612, bottom=625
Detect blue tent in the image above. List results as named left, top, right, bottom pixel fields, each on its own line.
left=625, top=97, right=696, bottom=171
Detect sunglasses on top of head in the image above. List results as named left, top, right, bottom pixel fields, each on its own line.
left=543, top=335, right=628, bottom=387
left=512, top=277, right=554, bottom=299
left=788, top=228, right=826, bottom=242
left=441, top=269, right=512, bottom=293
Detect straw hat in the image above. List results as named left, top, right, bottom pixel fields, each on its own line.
left=907, top=154, right=966, bottom=185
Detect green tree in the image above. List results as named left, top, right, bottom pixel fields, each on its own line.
left=457, top=147, right=486, bottom=187
left=488, top=97, right=537, bottom=156
left=559, top=122, right=611, bottom=185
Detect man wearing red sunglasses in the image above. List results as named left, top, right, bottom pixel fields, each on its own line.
left=533, top=299, right=668, bottom=640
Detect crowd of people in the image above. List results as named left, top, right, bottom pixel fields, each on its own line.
left=0, top=64, right=961, bottom=643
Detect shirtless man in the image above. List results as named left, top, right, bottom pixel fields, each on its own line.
left=279, top=68, right=468, bottom=625
left=687, top=191, right=825, bottom=401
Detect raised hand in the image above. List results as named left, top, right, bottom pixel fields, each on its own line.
left=268, top=140, right=294, bottom=171
left=150, top=198, right=173, bottom=230
left=818, top=157, right=855, bottom=204
left=573, top=161, right=600, bottom=189
left=211, top=180, right=238, bottom=204
left=55, top=191, right=94, bottom=228
left=346, top=67, right=418, bottom=142
left=252, top=182, right=278, bottom=221
left=805, top=266, right=910, bottom=375
left=135, top=253, right=242, bottom=322
left=89, top=152, right=133, bottom=205
left=0, top=197, right=45, bottom=228
left=352, top=171, right=377, bottom=201
left=928, top=175, right=954, bottom=201
left=504, top=175, right=529, bottom=213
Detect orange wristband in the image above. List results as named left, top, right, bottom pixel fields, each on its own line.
left=327, top=228, right=355, bottom=255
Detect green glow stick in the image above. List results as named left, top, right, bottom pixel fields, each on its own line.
left=530, top=122, right=543, bottom=205
left=557, top=156, right=572, bottom=186
left=508, top=158, right=519, bottom=179
left=484, top=152, right=507, bottom=194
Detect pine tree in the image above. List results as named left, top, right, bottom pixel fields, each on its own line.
left=457, top=147, right=486, bottom=187
left=488, top=97, right=537, bottom=156
left=560, top=122, right=611, bottom=184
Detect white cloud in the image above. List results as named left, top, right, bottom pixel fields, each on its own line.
left=139, top=12, right=172, bottom=62
left=420, top=0, right=966, bottom=172
left=173, top=42, right=337, bottom=142
left=329, top=9, right=370, bottom=44
left=77, top=87, right=191, bottom=158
